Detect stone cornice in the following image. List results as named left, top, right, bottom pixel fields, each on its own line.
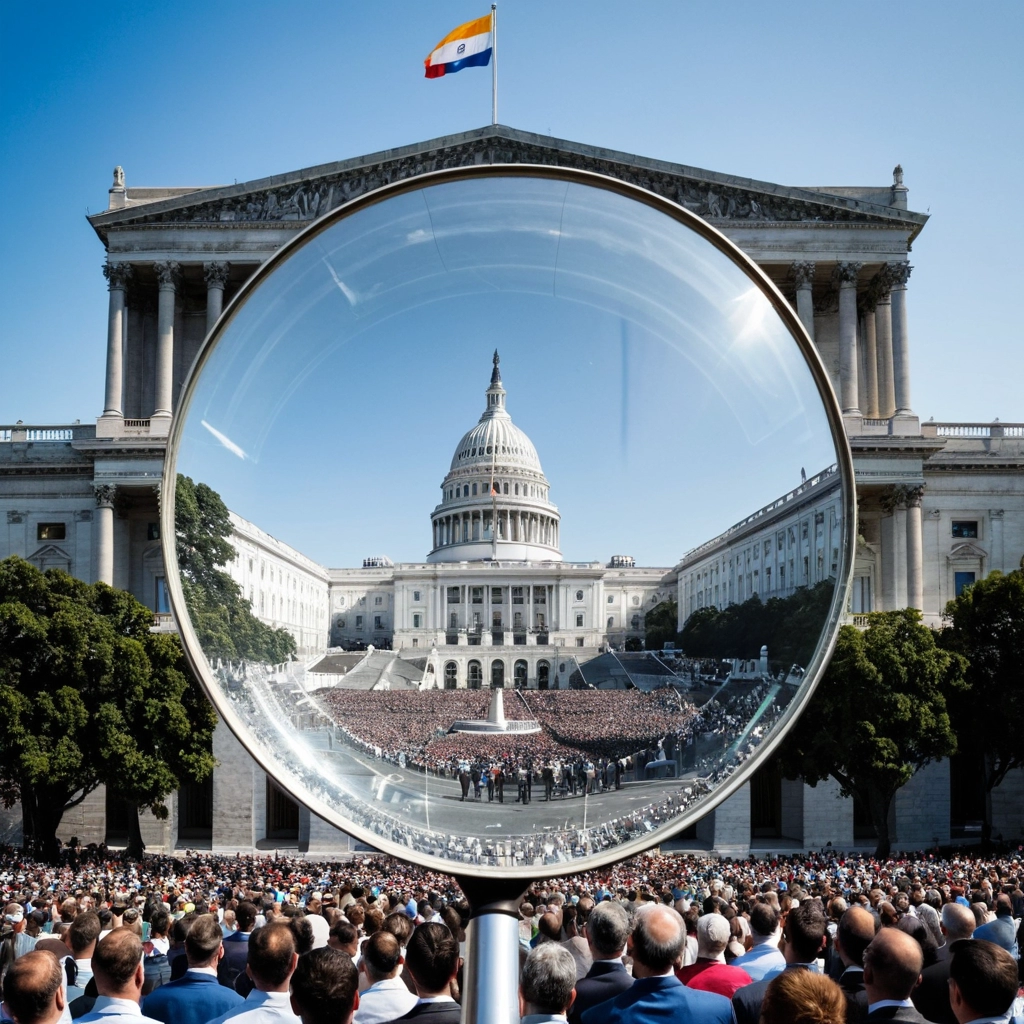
left=88, top=124, right=928, bottom=245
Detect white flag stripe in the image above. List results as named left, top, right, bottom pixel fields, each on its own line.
left=429, top=30, right=492, bottom=67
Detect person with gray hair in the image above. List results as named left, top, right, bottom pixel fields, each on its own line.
left=911, top=903, right=976, bottom=1024
left=519, top=944, right=577, bottom=1023
left=568, top=902, right=632, bottom=1024
left=580, top=905, right=731, bottom=1024
left=675, top=914, right=752, bottom=998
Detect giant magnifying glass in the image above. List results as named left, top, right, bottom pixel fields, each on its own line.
left=162, top=167, right=854, bottom=1023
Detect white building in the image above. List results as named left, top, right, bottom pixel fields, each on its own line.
left=1, top=125, right=1022, bottom=854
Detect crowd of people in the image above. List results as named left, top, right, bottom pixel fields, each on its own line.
left=3, top=844, right=1024, bottom=1023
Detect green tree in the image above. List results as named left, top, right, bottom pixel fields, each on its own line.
left=941, top=566, right=1024, bottom=841
left=0, top=557, right=217, bottom=860
left=175, top=474, right=297, bottom=664
left=644, top=598, right=678, bottom=651
left=776, top=610, right=965, bottom=857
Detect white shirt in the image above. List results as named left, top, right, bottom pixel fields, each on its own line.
left=354, top=976, right=418, bottom=1024
left=74, top=995, right=163, bottom=1024
left=205, top=989, right=300, bottom=1024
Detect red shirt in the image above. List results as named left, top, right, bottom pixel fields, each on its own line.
left=675, top=960, right=753, bottom=998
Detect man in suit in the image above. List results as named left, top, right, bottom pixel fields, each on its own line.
left=1, top=950, right=66, bottom=1024
left=568, top=901, right=632, bottom=1024
left=220, top=901, right=258, bottom=990
left=973, top=894, right=1018, bottom=956
left=580, top=904, right=732, bottom=1024
left=733, top=901, right=829, bottom=1024
left=383, top=923, right=460, bottom=1023
left=142, top=914, right=243, bottom=1024
left=520, top=944, right=578, bottom=1023
left=862, top=927, right=932, bottom=1022
left=289, top=947, right=359, bottom=1024
left=912, top=903, right=976, bottom=1024
left=947, top=938, right=1019, bottom=1024
left=206, top=922, right=299, bottom=1024
left=834, top=906, right=879, bottom=1022
left=76, top=929, right=162, bottom=1024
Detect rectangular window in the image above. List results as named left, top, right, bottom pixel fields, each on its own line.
left=511, top=587, right=524, bottom=604
left=374, top=615, right=382, bottom=630
left=450, top=612, right=458, bottom=629
left=147, top=522, right=160, bottom=541
left=514, top=612, right=522, bottom=628
left=576, top=613, right=584, bottom=628
left=355, top=615, right=363, bottom=629
left=954, top=571, right=976, bottom=597
left=413, top=613, right=422, bottom=628
left=491, top=587, right=503, bottom=604
left=155, top=577, right=170, bottom=614
left=471, top=587, right=483, bottom=604
left=535, top=590, right=546, bottom=604
left=536, top=613, right=545, bottom=628
left=492, top=610, right=502, bottom=628
left=413, top=590, right=421, bottom=602
left=952, top=521, right=978, bottom=538
left=607, top=594, right=615, bottom=604
left=447, top=586, right=461, bottom=603
left=575, top=637, right=585, bottom=647
left=36, top=523, right=66, bottom=541
left=374, top=596, right=383, bottom=606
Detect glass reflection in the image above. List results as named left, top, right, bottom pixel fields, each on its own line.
left=166, top=172, right=848, bottom=875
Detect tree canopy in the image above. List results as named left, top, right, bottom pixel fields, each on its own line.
left=175, top=474, right=297, bottom=665
left=0, top=556, right=217, bottom=859
left=776, top=609, right=966, bottom=857
left=941, top=567, right=1024, bottom=833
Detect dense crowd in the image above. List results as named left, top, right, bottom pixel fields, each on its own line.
left=3, top=845, right=1024, bottom=1023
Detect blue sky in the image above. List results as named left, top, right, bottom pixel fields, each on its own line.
left=1, top=0, right=1020, bottom=562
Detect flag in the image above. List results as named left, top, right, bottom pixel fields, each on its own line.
left=424, top=14, right=493, bottom=79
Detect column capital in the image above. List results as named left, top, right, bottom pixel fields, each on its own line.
left=790, top=261, right=816, bottom=288
left=94, top=483, right=117, bottom=509
left=153, top=260, right=182, bottom=289
left=884, top=261, right=913, bottom=290
left=905, top=485, right=924, bottom=508
left=880, top=483, right=923, bottom=513
left=832, top=261, right=863, bottom=287
left=203, top=261, right=231, bottom=288
left=102, top=261, right=133, bottom=290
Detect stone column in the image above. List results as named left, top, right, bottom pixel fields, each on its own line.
left=94, top=484, right=116, bottom=585
left=790, top=262, right=815, bottom=340
left=152, top=261, right=181, bottom=423
left=101, top=263, right=132, bottom=418
left=893, top=504, right=908, bottom=608
left=879, top=505, right=897, bottom=611
left=834, top=262, right=862, bottom=414
left=860, top=305, right=879, bottom=417
left=905, top=487, right=924, bottom=611
left=990, top=509, right=1005, bottom=571
left=873, top=277, right=895, bottom=418
left=888, top=262, right=914, bottom=414
left=204, top=261, right=230, bottom=336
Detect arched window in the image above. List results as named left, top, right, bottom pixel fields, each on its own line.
left=468, top=661, right=482, bottom=689
left=444, top=662, right=458, bottom=689
left=607, top=617, right=614, bottom=629
left=472, top=483, right=478, bottom=496
left=515, top=483, right=519, bottom=495
left=514, top=660, right=528, bottom=688
left=491, top=660, right=505, bottom=689
left=537, top=661, right=550, bottom=690
left=503, top=482, right=509, bottom=494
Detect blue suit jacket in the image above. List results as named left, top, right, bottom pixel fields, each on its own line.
left=580, top=973, right=731, bottom=1024
left=142, top=970, right=244, bottom=1024
left=569, top=960, right=633, bottom=1024
left=218, top=932, right=250, bottom=989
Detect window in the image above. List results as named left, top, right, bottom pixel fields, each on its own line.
left=632, top=596, right=640, bottom=606
left=468, top=661, right=482, bottom=688
left=374, top=615, right=382, bottom=629
left=413, top=614, right=422, bottom=628
left=952, top=521, right=978, bottom=538
left=631, top=614, right=641, bottom=630
left=607, top=617, right=614, bottom=628
left=147, top=522, right=160, bottom=541
left=514, top=612, right=523, bottom=628
left=355, top=615, right=363, bottom=629
left=447, top=586, right=461, bottom=603
left=36, top=523, right=65, bottom=541
left=536, top=613, right=546, bottom=628
left=954, top=571, right=976, bottom=597
left=575, top=637, right=585, bottom=647
left=607, top=595, right=614, bottom=604
left=535, top=590, right=545, bottom=604
left=491, top=587, right=503, bottom=604
left=514, top=660, right=527, bottom=687
left=576, top=613, right=584, bottom=628
left=449, top=611, right=458, bottom=629
left=492, top=610, right=502, bottom=628
left=575, top=590, right=584, bottom=601
left=503, top=483, right=509, bottom=494
left=337, top=617, right=346, bottom=629
left=512, top=587, right=524, bottom=604
left=471, top=587, right=483, bottom=604
left=472, top=483, right=478, bottom=495
left=413, top=590, right=421, bottom=602
left=374, top=596, right=383, bottom=606
left=155, top=577, right=170, bottom=614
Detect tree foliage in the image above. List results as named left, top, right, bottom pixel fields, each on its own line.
left=676, top=581, right=835, bottom=672
left=776, top=610, right=966, bottom=857
left=0, top=556, right=217, bottom=859
left=941, top=567, right=1024, bottom=807
left=175, top=474, right=296, bottom=664
left=643, top=599, right=678, bottom=651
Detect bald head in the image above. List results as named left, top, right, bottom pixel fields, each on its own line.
left=941, top=902, right=976, bottom=942
left=863, top=927, right=923, bottom=1002
left=2, top=950, right=65, bottom=1024
left=836, top=906, right=878, bottom=968
left=629, top=904, right=685, bottom=977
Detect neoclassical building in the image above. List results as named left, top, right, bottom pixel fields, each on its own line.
left=1, top=125, right=1022, bottom=854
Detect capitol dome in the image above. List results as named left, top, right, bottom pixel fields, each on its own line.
left=428, top=352, right=561, bottom=564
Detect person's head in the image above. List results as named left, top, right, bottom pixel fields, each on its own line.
left=760, top=967, right=846, bottom=1024
left=782, top=902, right=826, bottom=964
left=940, top=902, right=976, bottom=943
left=628, top=904, right=685, bottom=978
left=247, top=922, right=298, bottom=993
left=383, top=912, right=413, bottom=948
left=584, top=900, right=629, bottom=960
left=993, top=893, right=1013, bottom=917
left=287, top=915, right=315, bottom=956
left=749, top=901, right=780, bottom=940
left=948, top=939, right=1018, bottom=1023
left=1, top=950, right=65, bottom=1024
left=403, top=922, right=459, bottom=997
left=184, top=913, right=223, bottom=968
left=91, top=929, right=145, bottom=1002
left=835, top=906, right=877, bottom=969
left=862, top=927, right=923, bottom=1003
left=536, top=912, right=561, bottom=944
left=149, top=909, right=171, bottom=939
left=4, top=903, right=25, bottom=933
left=66, top=911, right=101, bottom=958
left=361, top=931, right=402, bottom=985
left=289, top=947, right=358, bottom=1024
left=695, top=913, right=730, bottom=962
left=235, top=901, right=259, bottom=933
left=519, top=943, right=577, bottom=1019
left=328, top=920, right=360, bottom=957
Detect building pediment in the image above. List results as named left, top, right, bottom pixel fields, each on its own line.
left=29, top=544, right=72, bottom=571
left=948, top=541, right=987, bottom=561
left=89, top=124, right=927, bottom=244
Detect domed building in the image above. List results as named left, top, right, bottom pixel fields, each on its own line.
left=326, top=352, right=674, bottom=689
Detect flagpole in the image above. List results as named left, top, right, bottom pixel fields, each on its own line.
left=491, top=4, right=498, bottom=125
